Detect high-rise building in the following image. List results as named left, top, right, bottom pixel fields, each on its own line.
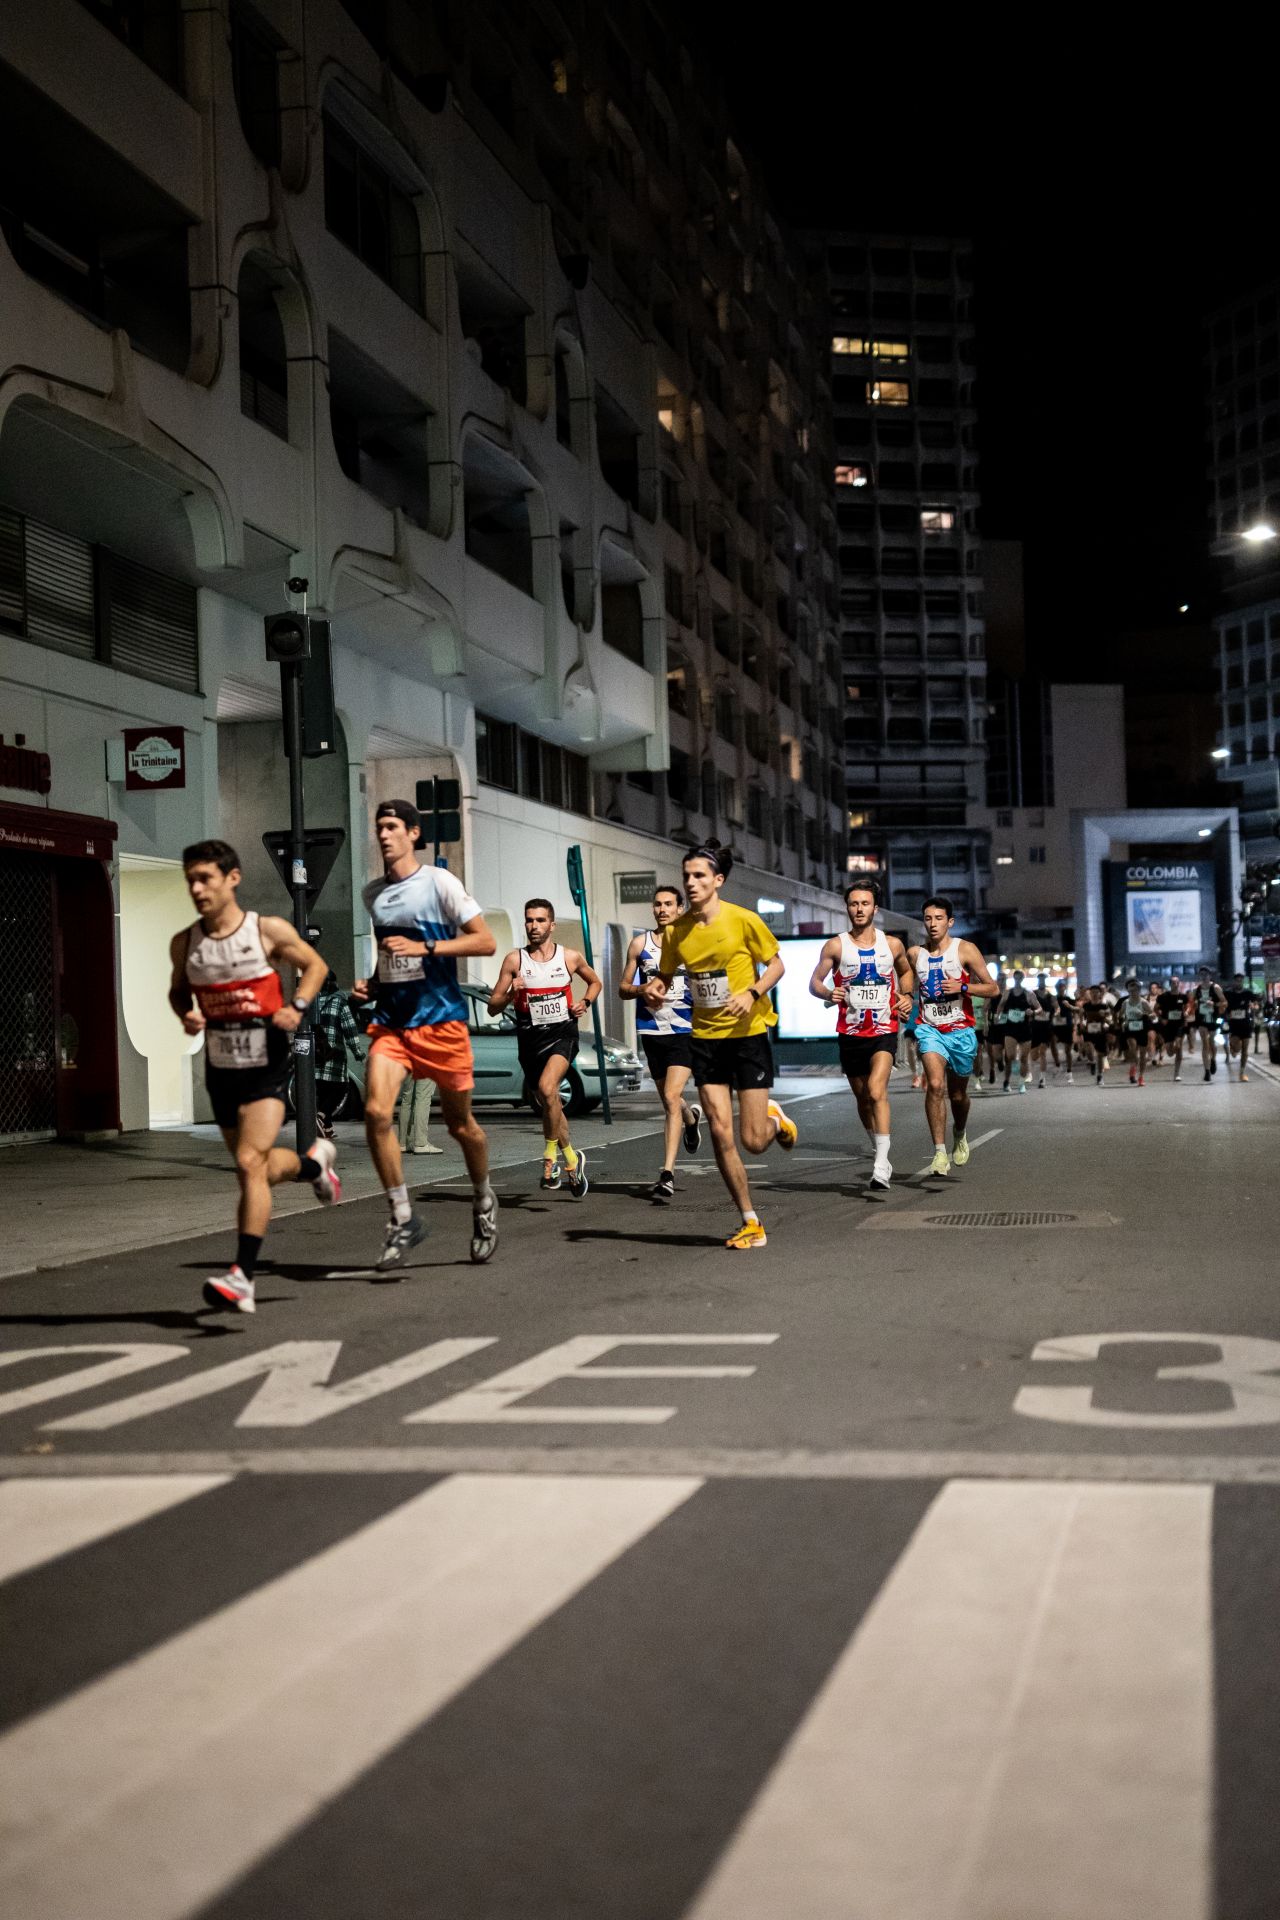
left=0, top=0, right=843, bottom=1139
left=1205, top=282, right=1280, bottom=868
left=817, top=232, right=990, bottom=918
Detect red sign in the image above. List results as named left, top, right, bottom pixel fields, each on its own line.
left=0, top=800, right=117, bottom=861
left=1261, top=935, right=1280, bottom=957
left=0, top=735, right=52, bottom=796
left=123, top=726, right=185, bottom=791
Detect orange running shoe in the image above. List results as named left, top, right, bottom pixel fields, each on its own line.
left=768, top=1100, right=798, bottom=1150
left=725, top=1219, right=768, bottom=1250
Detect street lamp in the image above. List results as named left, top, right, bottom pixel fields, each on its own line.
left=1198, top=827, right=1212, bottom=838
left=1241, top=522, right=1278, bottom=543
left=1210, top=747, right=1232, bottom=762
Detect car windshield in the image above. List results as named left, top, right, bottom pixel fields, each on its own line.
left=461, top=984, right=514, bottom=1034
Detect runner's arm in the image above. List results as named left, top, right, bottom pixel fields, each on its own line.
left=808, top=935, right=844, bottom=1004
left=565, top=949, right=601, bottom=1019
left=259, top=916, right=328, bottom=1031
left=167, top=932, right=204, bottom=1033
left=960, top=943, right=1001, bottom=1000
left=381, top=911, right=496, bottom=962
left=889, top=935, right=915, bottom=1016
left=486, top=948, right=522, bottom=1015
left=618, top=934, right=649, bottom=999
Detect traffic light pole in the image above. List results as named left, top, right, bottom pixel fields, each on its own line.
left=281, top=660, right=317, bottom=1151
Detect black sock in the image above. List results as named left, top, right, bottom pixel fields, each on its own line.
left=236, top=1233, right=263, bottom=1279
left=296, top=1155, right=322, bottom=1183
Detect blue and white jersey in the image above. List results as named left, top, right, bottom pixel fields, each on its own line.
left=361, top=863, right=482, bottom=1030
left=634, top=929, right=692, bottom=1035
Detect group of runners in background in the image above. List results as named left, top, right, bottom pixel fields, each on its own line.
left=169, top=804, right=1270, bottom=1309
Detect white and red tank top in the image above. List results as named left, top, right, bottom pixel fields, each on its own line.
left=834, top=929, right=898, bottom=1037
left=517, top=943, right=574, bottom=1030
left=917, top=937, right=974, bottom=1032
left=185, top=911, right=284, bottom=1024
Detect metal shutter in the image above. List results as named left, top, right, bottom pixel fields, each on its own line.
left=24, top=520, right=96, bottom=659
left=0, top=509, right=23, bottom=633
left=101, top=551, right=199, bottom=694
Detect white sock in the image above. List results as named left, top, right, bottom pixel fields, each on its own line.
left=742, top=1209, right=759, bottom=1225
left=873, top=1132, right=891, bottom=1171
left=473, top=1177, right=493, bottom=1202
left=387, top=1183, right=412, bottom=1225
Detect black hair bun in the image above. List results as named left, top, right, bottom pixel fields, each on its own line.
left=705, top=837, right=734, bottom=878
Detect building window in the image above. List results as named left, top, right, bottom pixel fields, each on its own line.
left=835, top=463, right=870, bottom=488
left=476, top=713, right=517, bottom=792
left=872, top=340, right=910, bottom=360
left=322, top=111, right=424, bottom=314
left=475, top=712, right=591, bottom=815
left=1029, top=845, right=1046, bottom=864
left=230, top=4, right=282, bottom=168
left=832, top=336, right=867, bottom=355
left=867, top=380, right=910, bottom=407
left=921, top=507, right=955, bottom=533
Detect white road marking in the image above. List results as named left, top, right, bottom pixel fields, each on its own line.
left=0, top=1476, right=230, bottom=1584
left=1016, top=1331, right=1280, bottom=1429
left=0, top=1472, right=700, bottom=1920
left=0, top=1345, right=188, bottom=1421
left=686, top=1480, right=1212, bottom=1920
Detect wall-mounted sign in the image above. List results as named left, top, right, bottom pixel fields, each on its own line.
left=1104, top=858, right=1217, bottom=970
left=0, top=734, right=52, bottom=796
left=617, top=870, right=658, bottom=904
left=123, top=727, right=185, bottom=791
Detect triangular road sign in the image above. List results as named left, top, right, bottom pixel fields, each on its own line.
left=262, top=828, right=346, bottom=909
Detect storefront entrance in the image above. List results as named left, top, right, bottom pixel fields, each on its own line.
left=0, top=803, right=120, bottom=1143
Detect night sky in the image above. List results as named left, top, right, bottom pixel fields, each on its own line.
left=699, top=24, right=1276, bottom=679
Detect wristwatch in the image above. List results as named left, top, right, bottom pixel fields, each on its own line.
left=749, top=987, right=761, bottom=1002
left=291, top=994, right=311, bottom=1013
left=424, top=939, right=437, bottom=959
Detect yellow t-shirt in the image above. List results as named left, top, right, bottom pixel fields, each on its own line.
left=658, top=902, right=779, bottom=1038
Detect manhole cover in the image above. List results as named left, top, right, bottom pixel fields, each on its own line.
left=924, top=1211, right=1079, bottom=1228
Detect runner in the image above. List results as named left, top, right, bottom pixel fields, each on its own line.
left=1030, top=971, right=1056, bottom=1088
left=995, top=968, right=1042, bottom=1092
left=903, top=1001, right=923, bottom=1090
left=1155, top=977, right=1190, bottom=1082
left=1118, top=975, right=1153, bottom=1086
left=169, top=839, right=339, bottom=1314
left=984, top=991, right=1006, bottom=1086
left=809, top=880, right=914, bottom=1196
left=489, top=898, right=600, bottom=1198
left=355, top=800, right=499, bottom=1269
left=1050, top=980, right=1076, bottom=1083
left=1146, top=980, right=1166, bottom=1067
left=907, top=897, right=999, bottom=1177
left=1077, top=986, right=1112, bottom=1084
left=641, top=841, right=792, bottom=1249
left=1223, top=972, right=1258, bottom=1082
left=1191, top=966, right=1227, bottom=1082
left=620, top=883, right=701, bottom=1201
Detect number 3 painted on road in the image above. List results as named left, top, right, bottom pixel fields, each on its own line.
left=1015, top=1332, right=1280, bottom=1429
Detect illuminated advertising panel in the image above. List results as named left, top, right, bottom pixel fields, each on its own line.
left=1105, top=859, right=1216, bottom=972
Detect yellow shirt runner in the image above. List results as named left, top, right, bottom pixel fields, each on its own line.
left=659, top=902, right=779, bottom=1040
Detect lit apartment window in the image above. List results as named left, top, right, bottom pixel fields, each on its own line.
left=847, top=853, right=881, bottom=873
left=921, top=507, right=955, bottom=533
left=657, top=406, right=676, bottom=437
left=868, top=380, right=910, bottom=407
left=872, top=340, right=910, bottom=360
left=832, top=336, right=867, bottom=355
left=835, top=463, right=870, bottom=488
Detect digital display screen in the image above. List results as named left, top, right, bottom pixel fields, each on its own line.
left=773, top=937, right=839, bottom=1040
left=1125, top=890, right=1202, bottom=955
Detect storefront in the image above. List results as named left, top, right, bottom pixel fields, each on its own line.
left=0, top=800, right=119, bottom=1142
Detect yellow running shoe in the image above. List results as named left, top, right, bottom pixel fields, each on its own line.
left=952, top=1133, right=970, bottom=1166
left=725, top=1219, right=768, bottom=1250
left=768, top=1100, right=798, bottom=1151
left=928, top=1147, right=951, bottom=1178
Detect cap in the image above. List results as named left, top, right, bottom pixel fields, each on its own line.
left=375, top=798, right=422, bottom=835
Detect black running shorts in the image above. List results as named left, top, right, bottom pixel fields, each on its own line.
left=517, top=1022, right=579, bottom=1084
left=690, top=1030, right=775, bottom=1091
left=1030, top=1020, right=1054, bottom=1045
left=838, top=1033, right=898, bottom=1080
left=205, top=1057, right=291, bottom=1130
left=641, top=1031, right=693, bottom=1079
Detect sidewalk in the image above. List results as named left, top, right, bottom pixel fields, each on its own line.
left=0, top=1074, right=843, bottom=1280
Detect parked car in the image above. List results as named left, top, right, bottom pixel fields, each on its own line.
left=291, top=984, right=643, bottom=1120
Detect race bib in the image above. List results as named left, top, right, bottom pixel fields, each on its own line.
left=1005, top=1008, right=1026, bottom=1025
left=527, top=990, right=568, bottom=1028
left=919, top=998, right=954, bottom=1028
left=848, top=981, right=890, bottom=1011
left=206, top=1025, right=268, bottom=1071
left=377, top=947, right=425, bottom=983
left=1127, top=1012, right=1145, bottom=1029
left=689, top=969, right=730, bottom=1009
left=1166, top=1010, right=1183, bottom=1025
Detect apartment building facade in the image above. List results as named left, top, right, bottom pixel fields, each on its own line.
left=0, top=0, right=844, bottom=1139
left=819, top=232, right=990, bottom=920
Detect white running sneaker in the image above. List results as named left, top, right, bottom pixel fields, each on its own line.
left=1066, top=1071, right=1074, bottom=1084
left=308, top=1137, right=341, bottom=1205
left=928, top=1146, right=951, bottom=1178
left=202, top=1266, right=255, bottom=1313
left=952, top=1133, right=970, bottom=1167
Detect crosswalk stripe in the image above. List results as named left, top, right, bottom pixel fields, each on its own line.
left=0, top=1471, right=701, bottom=1920
left=686, top=1479, right=1213, bottom=1920
left=0, top=1476, right=230, bottom=1585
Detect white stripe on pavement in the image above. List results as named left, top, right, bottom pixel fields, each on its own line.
left=0, top=1476, right=230, bottom=1584
left=686, top=1479, right=1212, bottom=1920
left=0, top=1472, right=700, bottom=1920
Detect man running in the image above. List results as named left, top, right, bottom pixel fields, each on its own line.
left=1155, top=977, right=1190, bottom=1081
left=984, top=992, right=1006, bottom=1086
left=907, top=897, right=999, bottom=1177
left=1191, top=966, right=1227, bottom=1081
left=620, top=883, right=701, bottom=1201
left=995, top=968, right=1042, bottom=1092
left=1118, top=975, right=1153, bottom=1085
left=1224, top=973, right=1258, bottom=1082
left=1077, top=987, right=1111, bottom=1083
left=355, top=800, right=499, bottom=1269
left=1030, top=971, right=1056, bottom=1087
left=1050, top=981, right=1076, bottom=1083
left=489, top=899, right=600, bottom=1197
left=642, top=841, right=793, bottom=1249
left=170, top=839, right=338, bottom=1314
left=809, top=879, right=914, bottom=1196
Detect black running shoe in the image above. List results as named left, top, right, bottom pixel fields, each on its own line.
left=376, top=1214, right=426, bottom=1274
left=565, top=1151, right=589, bottom=1199
left=650, top=1169, right=675, bottom=1203
left=682, top=1106, right=702, bottom=1155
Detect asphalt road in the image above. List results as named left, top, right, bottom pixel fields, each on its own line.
left=2, top=1052, right=1279, bottom=1919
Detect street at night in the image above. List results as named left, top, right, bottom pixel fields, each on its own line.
left=2, top=1063, right=1279, bottom=1918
